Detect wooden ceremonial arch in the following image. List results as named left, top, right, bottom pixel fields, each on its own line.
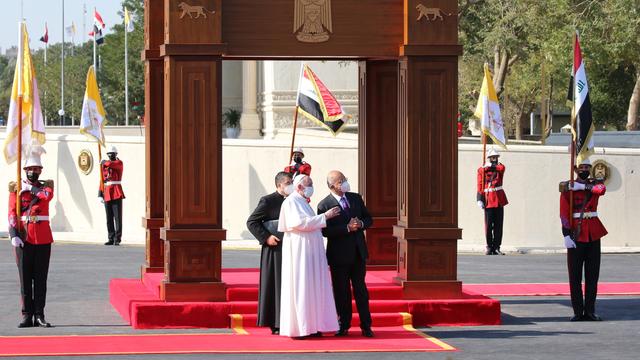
left=142, top=0, right=463, bottom=301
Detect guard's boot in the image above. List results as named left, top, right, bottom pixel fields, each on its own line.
left=34, top=315, right=52, bottom=328
left=18, top=315, right=33, bottom=328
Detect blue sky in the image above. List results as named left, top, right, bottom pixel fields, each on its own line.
left=2, top=0, right=125, bottom=52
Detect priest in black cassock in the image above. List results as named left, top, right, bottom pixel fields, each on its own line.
left=246, top=171, right=293, bottom=335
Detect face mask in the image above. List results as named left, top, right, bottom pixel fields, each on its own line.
left=491, top=159, right=498, bottom=165
left=293, top=155, right=303, bottom=164
left=108, top=153, right=117, bottom=161
left=27, top=171, right=40, bottom=183
left=340, top=181, right=351, bottom=193
left=283, top=184, right=294, bottom=196
left=303, top=186, right=314, bottom=198
left=578, top=170, right=590, bottom=180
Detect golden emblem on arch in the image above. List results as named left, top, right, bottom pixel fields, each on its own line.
left=293, top=0, right=332, bottom=43
left=178, top=2, right=215, bottom=20
left=78, top=149, right=94, bottom=175
left=416, top=3, right=452, bottom=22
left=591, top=160, right=611, bottom=184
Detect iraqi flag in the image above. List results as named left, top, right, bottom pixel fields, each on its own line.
left=296, top=64, right=348, bottom=135
left=94, top=8, right=106, bottom=29
left=39, top=23, right=48, bottom=43
left=89, top=25, right=104, bottom=45
left=570, top=32, right=595, bottom=164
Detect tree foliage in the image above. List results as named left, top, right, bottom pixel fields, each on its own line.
left=0, top=0, right=144, bottom=126
left=459, top=0, right=640, bottom=134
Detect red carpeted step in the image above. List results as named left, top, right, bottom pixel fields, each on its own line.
left=366, top=300, right=409, bottom=313
left=231, top=312, right=409, bottom=329
left=109, top=279, right=158, bottom=324
left=142, top=272, right=163, bottom=298
left=226, top=286, right=404, bottom=302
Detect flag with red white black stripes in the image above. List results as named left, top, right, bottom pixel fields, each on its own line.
left=570, top=32, right=595, bottom=164
left=296, top=64, right=349, bottom=135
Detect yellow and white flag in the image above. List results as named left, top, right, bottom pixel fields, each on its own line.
left=3, top=23, right=46, bottom=164
left=124, top=7, right=134, bottom=32
left=80, top=65, right=107, bottom=146
left=474, top=64, right=507, bottom=149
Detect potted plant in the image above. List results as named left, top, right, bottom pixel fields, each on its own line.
left=223, top=108, right=241, bottom=138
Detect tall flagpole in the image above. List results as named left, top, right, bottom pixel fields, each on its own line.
left=569, top=31, right=577, bottom=230
left=44, top=38, right=48, bottom=125
left=16, top=22, right=24, bottom=229
left=60, top=0, right=65, bottom=125
left=93, top=8, right=97, bottom=70
left=125, top=7, right=129, bottom=126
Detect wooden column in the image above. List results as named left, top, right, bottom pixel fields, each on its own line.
left=141, top=0, right=165, bottom=276
left=159, top=0, right=227, bottom=302
left=394, top=0, right=463, bottom=299
left=358, top=60, right=398, bottom=268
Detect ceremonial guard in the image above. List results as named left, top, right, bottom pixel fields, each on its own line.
left=284, top=147, right=311, bottom=176
left=477, top=148, right=508, bottom=255
left=246, top=171, right=293, bottom=335
left=100, top=146, right=125, bottom=246
left=8, top=146, right=54, bottom=328
left=560, top=158, right=607, bottom=321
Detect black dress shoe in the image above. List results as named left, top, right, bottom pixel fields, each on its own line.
left=335, top=328, right=349, bottom=337
left=570, top=314, right=584, bottom=322
left=34, top=315, right=52, bottom=328
left=583, top=313, right=602, bottom=321
left=104, top=241, right=114, bottom=246
left=494, top=249, right=505, bottom=255
left=485, top=248, right=494, bottom=255
left=18, top=316, right=33, bottom=328
left=270, top=327, right=279, bottom=335
left=309, top=331, right=323, bottom=337
left=114, top=242, right=121, bottom=246
left=361, top=328, right=374, bottom=337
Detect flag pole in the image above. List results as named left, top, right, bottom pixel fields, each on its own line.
left=93, top=8, right=97, bottom=70
left=124, top=7, right=129, bottom=126
left=44, top=31, right=48, bottom=126
left=569, top=31, right=577, bottom=230
left=16, top=22, right=24, bottom=230
left=289, top=107, right=299, bottom=164
left=61, top=0, right=65, bottom=125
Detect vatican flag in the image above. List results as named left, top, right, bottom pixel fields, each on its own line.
left=80, top=65, right=107, bottom=146
left=474, top=64, right=507, bottom=149
left=3, top=23, right=46, bottom=164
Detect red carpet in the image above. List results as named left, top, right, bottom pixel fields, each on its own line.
left=463, top=282, right=640, bottom=296
left=110, top=268, right=501, bottom=329
left=0, top=316, right=455, bottom=357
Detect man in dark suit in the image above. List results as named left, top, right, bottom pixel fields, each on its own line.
left=317, top=170, right=374, bottom=338
left=246, top=171, right=293, bottom=335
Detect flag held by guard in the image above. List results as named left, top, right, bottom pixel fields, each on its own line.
left=80, top=65, right=107, bottom=146
left=571, top=33, right=595, bottom=164
left=3, top=23, right=46, bottom=164
left=474, top=63, right=507, bottom=149
left=296, top=64, right=349, bottom=135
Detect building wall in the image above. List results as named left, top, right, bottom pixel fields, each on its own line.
left=1, top=134, right=638, bottom=251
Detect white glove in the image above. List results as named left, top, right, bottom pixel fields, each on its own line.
left=569, top=182, right=586, bottom=191
left=11, top=236, right=24, bottom=248
left=564, top=235, right=576, bottom=249
left=20, top=182, right=32, bottom=193
left=477, top=200, right=485, bottom=209
left=99, top=197, right=105, bottom=204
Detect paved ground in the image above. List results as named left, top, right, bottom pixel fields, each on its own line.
left=1, top=241, right=639, bottom=359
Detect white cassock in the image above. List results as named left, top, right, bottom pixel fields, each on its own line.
left=278, top=192, right=339, bottom=337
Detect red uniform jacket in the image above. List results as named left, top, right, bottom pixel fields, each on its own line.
left=559, top=181, right=607, bottom=243
left=8, top=181, right=54, bottom=245
left=477, top=163, right=508, bottom=208
left=101, top=159, right=125, bottom=202
left=284, top=162, right=311, bottom=176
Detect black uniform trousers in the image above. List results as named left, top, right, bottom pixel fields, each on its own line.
left=15, top=242, right=51, bottom=317
left=567, top=239, right=601, bottom=316
left=484, top=206, right=504, bottom=251
left=330, top=254, right=372, bottom=331
left=105, top=199, right=123, bottom=244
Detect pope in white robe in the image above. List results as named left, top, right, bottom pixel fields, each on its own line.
left=278, top=174, right=341, bottom=337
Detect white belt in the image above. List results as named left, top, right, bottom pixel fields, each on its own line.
left=484, top=186, right=503, bottom=193
left=573, top=212, right=598, bottom=219
left=21, top=215, right=49, bottom=222
left=105, top=181, right=122, bottom=186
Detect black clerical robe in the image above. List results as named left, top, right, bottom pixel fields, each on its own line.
left=246, top=191, right=285, bottom=329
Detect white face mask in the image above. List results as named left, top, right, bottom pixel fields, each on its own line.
left=283, top=184, right=294, bottom=196
left=340, top=181, right=351, bottom=193
left=303, top=186, right=314, bottom=198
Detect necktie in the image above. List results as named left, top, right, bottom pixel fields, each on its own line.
left=340, top=196, right=350, bottom=217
